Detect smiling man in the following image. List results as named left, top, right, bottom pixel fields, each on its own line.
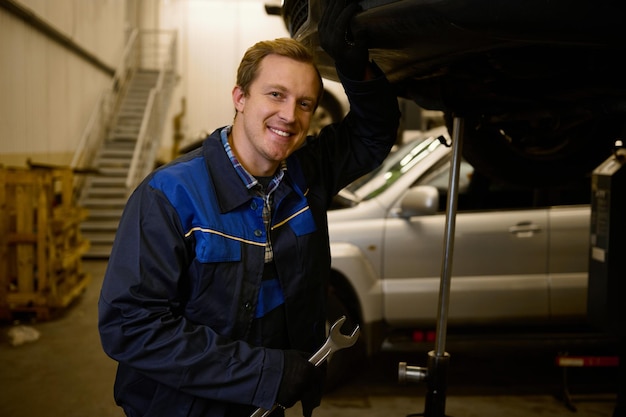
left=230, top=52, right=322, bottom=176
left=97, top=2, right=400, bottom=417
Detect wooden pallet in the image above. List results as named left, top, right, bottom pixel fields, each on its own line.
left=0, top=166, right=91, bottom=321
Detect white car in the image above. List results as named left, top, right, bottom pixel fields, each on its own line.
left=325, top=126, right=591, bottom=360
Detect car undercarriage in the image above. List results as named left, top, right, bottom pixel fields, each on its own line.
left=278, top=0, right=626, bottom=186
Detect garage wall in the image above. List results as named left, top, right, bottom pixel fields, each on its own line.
left=0, top=0, right=126, bottom=167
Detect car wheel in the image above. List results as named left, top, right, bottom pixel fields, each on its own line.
left=309, top=91, right=345, bottom=136
left=324, top=282, right=367, bottom=392
left=451, top=113, right=623, bottom=187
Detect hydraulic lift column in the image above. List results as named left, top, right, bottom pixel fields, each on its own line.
left=397, top=116, right=464, bottom=417
left=587, top=141, right=625, bottom=417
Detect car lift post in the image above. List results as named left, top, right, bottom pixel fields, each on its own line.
left=587, top=141, right=626, bottom=416
left=398, top=116, right=464, bottom=417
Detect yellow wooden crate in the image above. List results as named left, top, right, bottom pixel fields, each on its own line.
left=0, top=167, right=90, bottom=321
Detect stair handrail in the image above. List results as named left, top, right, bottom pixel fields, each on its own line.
left=71, top=29, right=140, bottom=198
left=125, top=30, right=177, bottom=191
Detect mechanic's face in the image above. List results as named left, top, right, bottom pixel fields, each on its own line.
left=231, top=54, right=320, bottom=176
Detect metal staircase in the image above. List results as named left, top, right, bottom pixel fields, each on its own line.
left=79, top=70, right=159, bottom=257
left=71, top=30, right=177, bottom=258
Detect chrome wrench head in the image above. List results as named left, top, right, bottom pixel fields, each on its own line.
left=328, top=315, right=360, bottom=349
left=309, top=315, right=360, bottom=366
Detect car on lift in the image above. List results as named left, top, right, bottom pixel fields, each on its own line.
left=324, top=126, right=593, bottom=386
left=272, top=0, right=626, bottom=187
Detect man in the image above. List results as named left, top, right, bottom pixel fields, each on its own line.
left=98, top=2, right=400, bottom=417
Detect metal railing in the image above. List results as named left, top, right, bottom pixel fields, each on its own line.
left=71, top=29, right=177, bottom=196
left=70, top=29, right=138, bottom=175
left=126, top=30, right=177, bottom=190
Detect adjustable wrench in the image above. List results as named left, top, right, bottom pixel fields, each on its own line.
left=250, top=316, right=360, bottom=417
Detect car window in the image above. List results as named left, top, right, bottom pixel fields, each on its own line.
left=345, top=135, right=444, bottom=201
left=416, top=158, right=591, bottom=212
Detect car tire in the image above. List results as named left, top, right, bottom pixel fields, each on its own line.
left=324, top=282, right=367, bottom=392
left=450, top=113, right=623, bottom=187
left=309, top=91, right=345, bottom=136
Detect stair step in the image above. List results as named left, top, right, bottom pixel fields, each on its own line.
left=113, top=122, right=140, bottom=129
left=117, top=108, right=143, bottom=116
left=83, top=207, right=125, bottom=218
left=94, top=167, right=128, bottom=176
left=108, top=135, right=138, bottom=142
left=82, top=198, right=126, bottom=206
left=109, top=136, right=138, bottom=143
left=93, top=165, right=129, bottom=173
left=82, top=197, right=128, bottom=207
left=95, top=158, right=130, bottom=167
left=82, top=177, right=125, bottom=187
left=124, top=91, right=151, bottom=97
left=82, top=231, right=118, bottom=243
left=83, top=187, right=126, bottom=196
left=111, top=128, right=140, bottom=136
left=82, top=207, right=126, bottom=214
left=124, top=97, right=149, bottom=104
left=130, top=82, right=156, bottom=88
left=82, top=243, right=114, bottom=259
left=111, top=126, right=141, bottom=134
left=84, top=187, right=127, bottom=198
left=121, top=97, right=149, bottom=104
left=125, top=101, right=147, bottom=107
left=124, top=95, right=150, bottom=102
left=110, top=125, right=139, bottom=132
left=100, top=144, right=135, bottom=153
left=127, top=83, right=151, bottom=87
left=115, top=116, right=143, bottom=124
left=118, top=109, right=146, bottom=117
left=86, top=177, right=127, bottom=186
left=134, top=77, right=158, bottom=83
left=116, top=115, right=143, bottom=123
left=99, top=144, right=134, bottom=151
left=84, top=178, right=127, bottom=186
left=101, top=140, right=135, bottom=148
left=114, top=129, right=141, bottom=136
left=81, top=220, right=121, bottom=231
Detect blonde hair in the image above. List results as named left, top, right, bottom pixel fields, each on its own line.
left=236, top=38, right=324, bottom=104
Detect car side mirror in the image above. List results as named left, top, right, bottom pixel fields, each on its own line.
left=399, top=185, right=439, bottom=217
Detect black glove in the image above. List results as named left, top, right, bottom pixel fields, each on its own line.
left=276, top=350, right=324, bottom=414
left=301, top=362, right=326, bottom=417
left=318, top=0, right=369, bottom=80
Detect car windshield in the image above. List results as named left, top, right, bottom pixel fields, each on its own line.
left=344, top=133, right=445, bottom=202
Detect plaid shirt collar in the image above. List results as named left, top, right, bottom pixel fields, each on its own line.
left=220, top=126, right=286, bottom=194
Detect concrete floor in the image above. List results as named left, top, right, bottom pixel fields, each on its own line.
left=0, top=260, right=619, bottom=417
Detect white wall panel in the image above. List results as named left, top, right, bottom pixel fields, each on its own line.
left=0, top=10, right=28, bottom=153
left=66, top=54, right=87, bottom=153
left=0, top=1, right=126, bottom=166
left=24, top=23, right=48, bottom=154
left=47, top=42, right=69, bottom=154
left=19, top=0, right=126, bottom=67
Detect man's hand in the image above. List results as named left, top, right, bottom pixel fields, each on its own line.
left=318, top=0, right=369, bottom=80
left=276, top=350, right=324, bottom=415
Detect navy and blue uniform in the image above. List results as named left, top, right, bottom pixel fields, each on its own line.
left=98, top=68, right=400, bottom=417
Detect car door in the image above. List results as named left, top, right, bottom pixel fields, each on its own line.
left=382, top=157, right=551, bottom=326
left=548, top=204, right=590, bottom=319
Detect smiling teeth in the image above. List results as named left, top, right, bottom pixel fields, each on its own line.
left=270, top=128, right=290, bottom=137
